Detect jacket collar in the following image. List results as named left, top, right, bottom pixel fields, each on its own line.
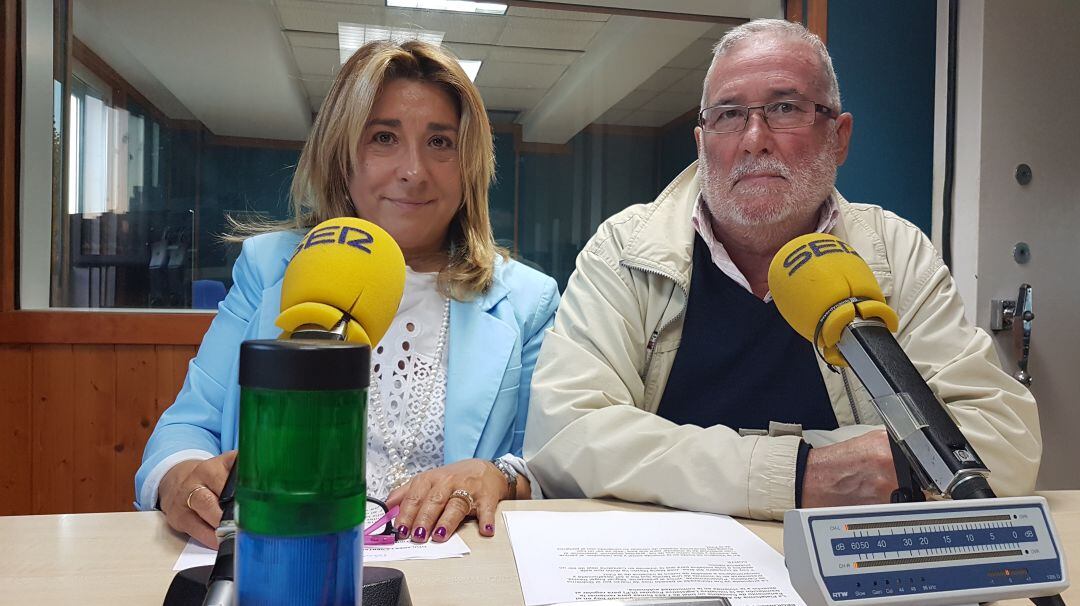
left=471, top=256, right=511, bottom=312
left=829, top=190, right=894, bottom=298
left=617, top=160, right=894, bottom=298
left=619, top=163, right=701, bottom=289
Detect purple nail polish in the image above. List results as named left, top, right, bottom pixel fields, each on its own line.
left=434, top=527, right=447, bottom=538
left=397, top=525, right=409, bottom=539
left=484, top=524, right=495, bottom=533
left=413, top=526, right=427, bottom=540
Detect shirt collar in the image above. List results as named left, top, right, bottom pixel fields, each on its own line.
left=691, top=195, right=840, bottom=300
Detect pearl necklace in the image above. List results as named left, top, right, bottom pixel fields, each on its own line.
left=370, top=297, right=451, bottom=492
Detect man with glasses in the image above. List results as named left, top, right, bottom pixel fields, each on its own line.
left=523, top=19, right=1039, bottom=520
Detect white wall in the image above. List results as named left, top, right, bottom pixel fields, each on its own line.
left=943, top=0, right=1080, bottom=489
left=941, top=0, right=985, bottom=326
left=20, top=0, right=55, bottom=309
left=930, top=0, right=947, bottom=253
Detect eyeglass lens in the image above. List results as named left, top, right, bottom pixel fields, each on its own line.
left=701, top=100, right=819, bottom=133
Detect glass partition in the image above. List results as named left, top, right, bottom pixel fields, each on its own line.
left=27, top=0, right=781, bottom=309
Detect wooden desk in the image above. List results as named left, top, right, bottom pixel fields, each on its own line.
left=1, top=493, right=1077, bottom=606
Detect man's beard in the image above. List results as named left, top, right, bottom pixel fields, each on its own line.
left=700, top=135, right=838, bottom=228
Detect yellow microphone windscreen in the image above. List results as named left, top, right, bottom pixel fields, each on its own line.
left=276, top=217, right=406, bottom=346
left=767, top=234, right=898, bottom=366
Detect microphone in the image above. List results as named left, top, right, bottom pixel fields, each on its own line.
left=232, top=217, right=408, bottom=606
left=276, top=217, right=406, bottom=345
left=767, top=234, right=994, bottom=501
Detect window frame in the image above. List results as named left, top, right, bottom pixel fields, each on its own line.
left=0, top=0, right=213, bottom=345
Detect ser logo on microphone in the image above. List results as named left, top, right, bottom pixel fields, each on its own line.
left=783, top=238, right=861, bottom=276
left=293, top=224, right=375, bottom=256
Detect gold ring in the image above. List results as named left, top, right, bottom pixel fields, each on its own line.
left=448, top=489, right=475, bottom=513
left=186, top=485, right=211, bottom=510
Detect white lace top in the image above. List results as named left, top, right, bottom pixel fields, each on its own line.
left=366, top=267, right=449, bottom=499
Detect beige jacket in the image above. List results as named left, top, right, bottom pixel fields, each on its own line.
left=524, top=162, right=1041, bottom=520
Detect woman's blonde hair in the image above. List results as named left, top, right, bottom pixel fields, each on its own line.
left=233, top=39, right=504, bottom=299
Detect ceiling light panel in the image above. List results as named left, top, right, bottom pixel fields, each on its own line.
left=338, top=23, right=445, bottom=64
left=386, top=0, right=508, bottom=15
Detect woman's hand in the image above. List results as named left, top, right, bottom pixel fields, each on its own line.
left=158, top=450, right=237, bottom=548
left=386, top=458, right=515, bottom=543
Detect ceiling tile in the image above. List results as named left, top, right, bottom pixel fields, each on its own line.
left=506, top=6, right=608, bottom=21
left=496, top=16, right=603, bottom=50
left=639, top=91, right=699, bottom=114
left=302, top=77, right=333, bottom=99
left=656, top=108, right=698, bottom=129
left=475, top=61, right=567, bottom=89
left=478, top=86, right=546, bottom=111
left=668, top=69, right=707, bottom=94
left=667, top=38, right=716, bottom=69
left=285, top=30, right=339, bottom=50
left=703, top=22, right=734, bottom=40
left=276, top=1, right=385, bottom=33
left=291, top=46, right=341, bottom=78
left=611, top=88, right=657, bottom=111
left=594, top=107, right=631, bottom=124
left=486, top=46, right=581, bottom=66
left=442, top=42, right=492, bottom=61
left=637, top=67, right=692, bottom=92
left=292, top=0, right=383, bottom=5
left=440, top=21, right=506, bottom=45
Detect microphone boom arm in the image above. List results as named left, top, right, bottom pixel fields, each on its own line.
left=836, top=318, right=993, bottom=500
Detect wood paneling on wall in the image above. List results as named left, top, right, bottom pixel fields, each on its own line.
left=0, top=344, right=196, bottom=515
left=0, top=346, right=32, bottom=514
left=0, top=0, right=212, bottom=518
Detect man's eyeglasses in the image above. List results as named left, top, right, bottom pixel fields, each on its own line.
left=698, top=99, right=838, bottom=134
left=364, top=497, right=399, bottom=546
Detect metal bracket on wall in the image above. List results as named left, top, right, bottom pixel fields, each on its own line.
left=990, top=284, right=1034, bottom=386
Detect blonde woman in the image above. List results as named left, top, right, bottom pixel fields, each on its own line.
left=136, top=40, right=558, bottom=548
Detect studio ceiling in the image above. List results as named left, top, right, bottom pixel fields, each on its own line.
left=73, top=0, right=782, bottom=143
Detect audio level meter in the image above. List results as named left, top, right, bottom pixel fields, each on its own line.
left=784, top=497, right=1068, bottom=606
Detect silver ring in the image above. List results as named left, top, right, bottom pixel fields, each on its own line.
left=448, top=489, right=475, bottom=513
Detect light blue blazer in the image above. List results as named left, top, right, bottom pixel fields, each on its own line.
left=135, top=230, right=559, bottom=510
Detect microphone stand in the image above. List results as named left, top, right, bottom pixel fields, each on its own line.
left=886, top=439, right=924, bottom=504
left=834, top=318, right=1066, bottom=606
left=202, top=464, right=238, bottom=606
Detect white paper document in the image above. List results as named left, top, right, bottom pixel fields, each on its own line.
left=172, top=534, right=469, bottom=571
left=363, top=533, right=470, bottom=563
left=503, top=511, right=805, bottom=606
left=173, top=538, right=218, bottom=571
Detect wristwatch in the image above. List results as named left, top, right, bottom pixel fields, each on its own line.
left=490, top=457, right=519, bottom=500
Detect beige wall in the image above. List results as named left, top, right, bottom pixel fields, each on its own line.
left=946, top=0, right=1080, bottom=489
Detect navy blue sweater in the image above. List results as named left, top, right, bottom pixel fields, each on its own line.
left=656, top=235, right=838, bottom=503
